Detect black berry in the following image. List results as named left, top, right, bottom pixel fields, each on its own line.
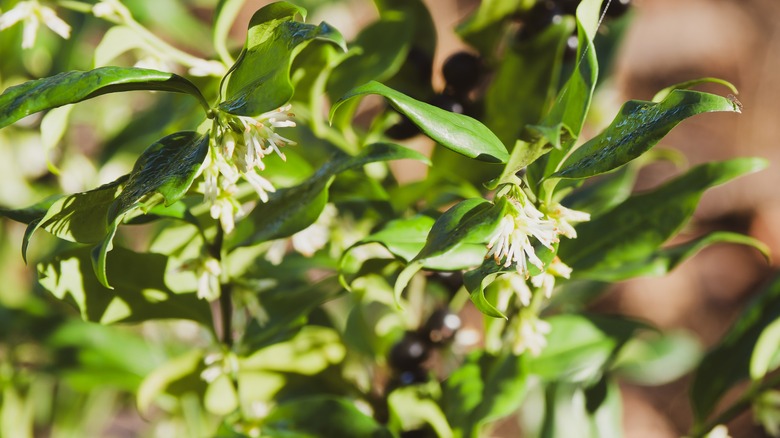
left=388, top=331, right=431, bottom=371
left=386, top=113, right=419, bottom=139
left=557, top=0, right=580, bottom=15
left=517, top=1, right=564, bottom=41
left=406, top=46, right=433, bottom=84
left=429, top=94, right=465, bottom=114
left=604, top=0, right=631, bottom=17
left=442, top=52, right=482, bottom=95
left=422, top=308, right=461, bottom=345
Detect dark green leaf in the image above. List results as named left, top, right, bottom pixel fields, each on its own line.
left=442, top=351, right=526, bottom=438
left=0, top=67, right=208, bottom=129
left=691, top=273, right=780, bottom=422
left=0, top=195, right=61, bottom=224
left=554, top=90, right=742, bottom=179
left=228, top=142, right=428, bottom=248
left=559, top=158, right=767, bottom=279
left=561, top=165, right=639, bottom=219
left=331, top=81, right=508, bottom=163
left=37, top=246, right=213, bottom=326
left=579, top=231, right=769, bottom=282
left=262, top=396, right=393, bottom=437
left=526, top=314, right=646, bottom=383
left=220, top=2, right=346, bottom=116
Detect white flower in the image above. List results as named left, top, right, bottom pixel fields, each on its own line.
left=201, top=351, right=239, bottom=383
left=703, top=425, right=731, bottom=438
left=509, top=314, right=551, bottom=356
left=544, top=202, right=590, bottom=239
left=196, top=257, right=222, bottom=301
left=0, top=1, right=71, bottom=49
left=292, top=204, right=337, bottom=257
left=486, top=198, right=558, bottom=277
left=188, top=60, right=227, bottom=77
left=530, top=257, right=572, bottom=299
left=201, top=106, right=296, bottom=233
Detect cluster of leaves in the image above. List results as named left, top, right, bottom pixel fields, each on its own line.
left=0, top=0, right=777, bottom=437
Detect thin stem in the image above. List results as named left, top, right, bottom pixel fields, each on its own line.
left=209, top=225, right=233, bottom=347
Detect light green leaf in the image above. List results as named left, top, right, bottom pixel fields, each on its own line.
left=331, top=81, right=508, bottom=163
left=751, top=318, right=780, bottom=381
left=558, top=158, right=767, bottom=279
left=220, top=2, right=346, bottom=116
left=37, top=246, right=213, bottom=326
left=691, top=273, right=780, bottom=422
left=213, top=0, right=246, bottom=65
left=137, top=349, right=205, bottom=415
left=613, top=330, right=703, bottom=386
left=40, top=104, right=73, bottom=174
left=94, top=26, right=156, bottom=67
left=0, top=67, right=209, bottom=129
left=526, top=314, right=646, bottom=383
left=241, top=326, right=345, bottom=375
left=387, top=386, right=453, bottom=438
left=554, top=90, right=742, bottom=179
left=652, top=77, right=738, bottom=103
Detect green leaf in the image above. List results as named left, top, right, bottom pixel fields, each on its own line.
left=558, top=158, right=767, bottom=279
left=533, top=379, right=623, bottom=438
left=220, top=2, right=346, bottom=116
left=0, top=195, right=62, bottom=225
left=561, top=164, right=639, bottom=219
left=387, top=386, right=453, bottom=438
left=37, top=246, right=213, bottom=326
left=441, top=351, right=526, bottom=438
left=228, top=142, right=428, bottom=248
left=651, top=77, right=738, bottom=103
left=262, top=396, right=393, bottom=437
left=613, top=330, right=702, bottom=386
left=331, top=81, right=508, bottom=163
left=752, top=318, right=780, bottom=382
left=526, top=314, right=646, bottom=383
left=0, top=67, right=209, bottom=129
left=484, top=18, right=573, bottom=146
left=553, top=90, right=742, bottom=179
left=109, top=131, right=209, bottom=222
left=575, top=231, right=769, bottom=282
left=691, top=273, right=780, bottom=422
left=241, top=326, right=345, bottom=375
left=137, top=349, right=205, bottom=415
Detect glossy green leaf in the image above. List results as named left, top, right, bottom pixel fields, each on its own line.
left=0, top=67, right=209, bottom=129
left=262, top=396, right=393, bottom=437
left=109, top=131, right=209, bottom=222
left=558, top=158, right=767, bottom=279
left=575, top=231, right=769, bottom=282
left=691, top=273, right=780, bottom=422
left=220, top=2, right=346, bottom=116
left=526, top=314, right=646, bottom=383
left=441, top=351, right=526, bottom=438
left=554, top=90, right=742, bottom=179
left=228, top=142, right=428, bottom=248
left=652, top=77, right=738, bottom=103
left=37, top=246, right=213, bottom=326
left=331, top=81, right=508, bottom=163
left=613, top=330, right=702, bottom=386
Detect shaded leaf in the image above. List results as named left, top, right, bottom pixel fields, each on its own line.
left=559, top=158, right=767, bottom=279
left=691, top=273, right=780, bottom=422
left=262, top=396, right=393, bottom=437
left=221, top=2, right=346, bottom=116
left=0, top=67, right=209, bottom=129
left=331, top=81, right=508, bottom=163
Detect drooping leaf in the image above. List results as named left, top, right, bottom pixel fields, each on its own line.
left=262, top=396, right=393, bottom=437
left=441, top=351, right=527, bottom=438
left=691, top=273, right=780, bottom=423
left=526, top=314, right=646, bottom=383
left=575, top=231, right=769, bottom=282
left=37, top=246, right=213, bottom=326
left=553, top=90, right=742, bottom=179
left=228, top=142, right=429, bottom=248
left=0, top=67, right=209, bottom=129
left=558, top=158, right=767, bottom=279
left=652, top=77, right=738, bottom=103
left=331, top=81, right=508, bottom=163
left=220, top=2, right=346, bottom=116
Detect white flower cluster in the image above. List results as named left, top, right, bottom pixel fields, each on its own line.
left=204, top=106, right=296, bottom=233
left=0, top=0, right=70, bottom=49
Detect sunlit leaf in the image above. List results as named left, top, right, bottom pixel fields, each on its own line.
left=331, top=81, right=508, bottom=163
left=0, top=67, right=209, bottom=129
left=220, top=2, right=346, bottom=116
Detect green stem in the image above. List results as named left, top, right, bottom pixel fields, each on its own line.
left=692, top=373, right=780, bottom=437
left=209, top=225, right=233, bottom=347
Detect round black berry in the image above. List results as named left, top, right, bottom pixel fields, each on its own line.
left=400, top=427, right=437, bottom=438
left=557, top=0, right=580, bottom=15
left=517, top=1, right=564, bottom=41
left=406, top=46, right=434, bottom=84
left=605, top=0, right=631, bottom=17
left=442, top=52, right=482, bottom=95
left=423, top=308, right=461, bottom=345
left=388, top=331, right=431, bottom=371
left=386, top=113, right=419, bottom=140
